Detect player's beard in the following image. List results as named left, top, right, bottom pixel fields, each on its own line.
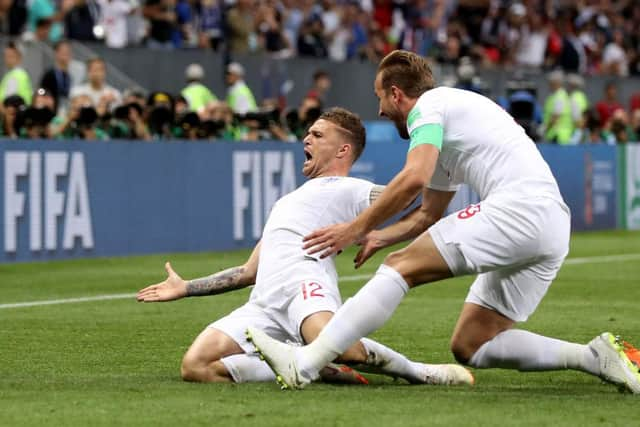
left=389, top=110, right=409, bottom=139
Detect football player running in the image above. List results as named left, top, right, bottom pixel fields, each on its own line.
left=246, top=51, right=640, bottom=392
left=137, top=107, right=473, bottom=386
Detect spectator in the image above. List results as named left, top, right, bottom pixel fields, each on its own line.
left=601, top=28, right=629, bottom=76
left=175, top=0, right=196, bottom=47
left=39, top=40, right=72, bottom=109
left=225, top=62, right=257, bottom=115
left=70, top=57, right=122, bottom=110
left=143, top=0, right=177, bottom=49
left=32, top=17, right=52, bottom=42
left=362, top=27, right=392, bottom=64
left=0, top=0, right=28, bottom=36
left=297, top=15, right=327, bottom=58
left=0, top=42, right=32, bottom=105
left=630, top=91, right=640, bottom=114
left=514, top=8, right=548, bottom=68
left=542, top=70, right=573, bottom=144
left=553, top=9, right=586, bottom=73
left=255, top=1, right=291, bottom=56
left=28, top=0, right=72, bottom=43
left=305, top=70, right=331, bottom=105
left=196, top=0, right=224, bottom=50
left=595, top=81, right=624, bottom=127
left=65, top=0, right=99, bottom=41
left=97, top=0, right=135, bottom=49
left=226, top=0, right=255, bottom=54
left=181, top=63, right=217, bottom=114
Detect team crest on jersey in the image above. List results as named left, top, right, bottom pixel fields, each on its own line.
left=457, top=203, right=481, bottom=219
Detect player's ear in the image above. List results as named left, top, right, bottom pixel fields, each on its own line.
left=336, top=143, right=351, bottom=159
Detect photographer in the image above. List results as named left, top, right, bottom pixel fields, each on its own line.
left=198, top=101, right=237, bottom=140
left=0, top=95, right=25, bottom=138
left=109, top=102, right=151, bottom=140
left=234, top=105, right=294, bottom=142
left=15, top=88, right=57, bottom=138
left=284, top=95, right=322, bottom=140
left=145, top=91, right=176, bottom=139
left=52, top=94, right=109, bottom=140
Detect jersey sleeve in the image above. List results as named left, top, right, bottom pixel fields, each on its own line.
left=427, top=162, right=459, bottom=192
left=407, top=91, right=445, bottom=152
left=348, top=179, right=376, bottom=215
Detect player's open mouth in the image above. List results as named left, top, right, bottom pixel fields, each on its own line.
left=304, top=150, right=313, bottom=163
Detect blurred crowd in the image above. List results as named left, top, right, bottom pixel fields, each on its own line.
left=0, top=0, right=638, bottom=74
left=0, top=39, right=329, bottom=140
left=495, top=69, right=640, bottom=145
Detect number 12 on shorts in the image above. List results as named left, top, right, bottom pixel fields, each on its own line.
left=301, top=281, right=324, bottom=299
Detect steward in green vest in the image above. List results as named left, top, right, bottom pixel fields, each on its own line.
left=0, top=42, right=33, bottom=105
left=542, top=70, right=573, bottom=144
left=181, top=63, right=217, bottom=113
left=225, top=62, right=257, bottom=115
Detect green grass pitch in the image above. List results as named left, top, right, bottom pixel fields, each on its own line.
left=2, top=230, right=640, bottom=426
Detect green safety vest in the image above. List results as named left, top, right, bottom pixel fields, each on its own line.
left=0, top=67, right=33, bottom=104
left=226, top=82, right=257, bottom=114
left=181, top=83, right=217, bottom=112
left=570, top=90, right=589, bottom=120
left=543, top=88, right=573, bottom=145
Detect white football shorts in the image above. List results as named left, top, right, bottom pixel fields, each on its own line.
left=429, top=194, right=571, bottom=322
left=208, top=271, right=342, bottom=353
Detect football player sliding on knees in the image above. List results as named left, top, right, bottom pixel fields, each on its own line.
left=137, top=107, right=473, bottom=387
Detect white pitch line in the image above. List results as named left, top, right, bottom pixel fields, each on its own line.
left=0, top=293, right=136, bottom=309
left=1, top=252, right=639, bottom=310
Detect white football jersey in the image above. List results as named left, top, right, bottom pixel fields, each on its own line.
left=408, top=87, right=562, bottom=201
left=250, top=176, right=374, bottom=304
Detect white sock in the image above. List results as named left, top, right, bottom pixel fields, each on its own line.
left=298, top=264, right=409, bottom=379
left=359, top=337, right=425, bottom=383
left=468, top=329, right=599, bottom=375
left=220, top=353, right=276, bottom=383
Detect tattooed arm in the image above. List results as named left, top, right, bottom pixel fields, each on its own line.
left=136, top=242, right=261, bottom=302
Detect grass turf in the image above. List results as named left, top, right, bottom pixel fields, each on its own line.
left=1, top=230, right=640, bottom=426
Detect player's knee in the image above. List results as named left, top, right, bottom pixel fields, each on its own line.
left=181, top=355, right=203, bottom=382
left=450, top=338, right=474, bottom=365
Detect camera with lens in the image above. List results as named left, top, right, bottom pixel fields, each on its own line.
left=235, top=108, right=281, bottom=130
left=15, top=106, right=55, bottom=138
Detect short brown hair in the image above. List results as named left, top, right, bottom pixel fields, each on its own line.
left=377, top=50, right=435, bottom=98
left=319, top=107, right=366, bottom=163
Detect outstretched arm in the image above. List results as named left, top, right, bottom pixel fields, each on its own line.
left=136, top=242, right=261, bottom=302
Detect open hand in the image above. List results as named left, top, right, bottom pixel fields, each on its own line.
left=303, top=222, right=359, bottom=259
left=136, top=262, right=187, bottom=302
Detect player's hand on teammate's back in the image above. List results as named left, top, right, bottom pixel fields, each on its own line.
left=303, top=222, right=360, bottom=259
left=354, top=231, right=387, bottom=269
left=136, top=262, right=188, bottom=302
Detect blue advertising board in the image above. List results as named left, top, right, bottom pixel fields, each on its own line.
left=539, top=144, right=618, bottom=231
left=0, top=139, right=620, bottom=263
left=1, top=140, right=306, bottom=263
